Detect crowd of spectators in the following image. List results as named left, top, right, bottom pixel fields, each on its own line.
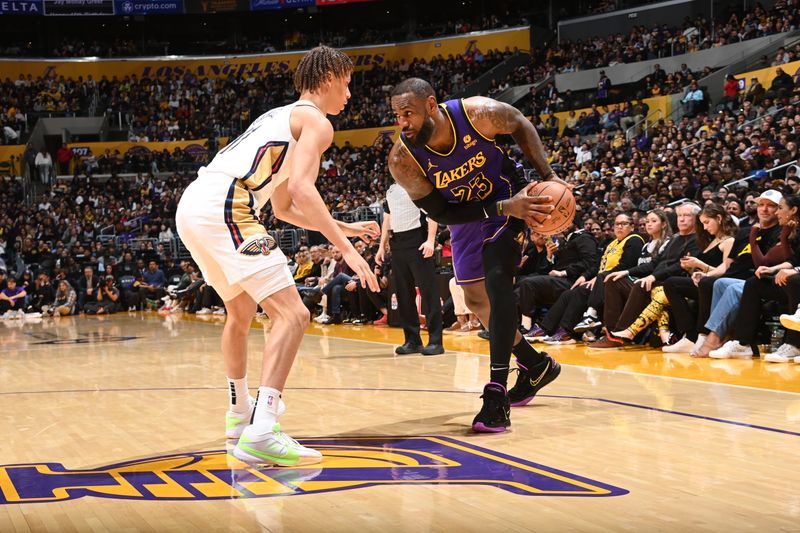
left=539, top=1, right=798, bottom=77
left=0, top=46, right=516, bottom=148
left=587, top=0, right=662, bottom=14
left=498, top=0, right=799, bottom=108
left=0, top=139, right=397, bottom=318
left=1, top=12, right=522, bottom=58
left=3, top=1, right=798, bottom=150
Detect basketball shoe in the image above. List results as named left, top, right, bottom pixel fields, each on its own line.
left=508, top=355, right=561, bottom=407
left=232, top=423, right=322, bottom=466
left=471, top=383, right=511, bottom=433
left=226, top=397, right=286, bottom=439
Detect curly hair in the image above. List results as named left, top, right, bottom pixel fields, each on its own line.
left=293, top=46, right=353, bottom=94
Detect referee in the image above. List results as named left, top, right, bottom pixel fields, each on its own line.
left=376, top=183, right=444, bottom=355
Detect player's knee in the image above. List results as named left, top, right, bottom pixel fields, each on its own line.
left=485, top=268, right=511, bottom=296
left=287, top=304, right=310, bottom=330
left=227, top=312, right=252, bottom=333
left=465, top=294, right=487, bottom=315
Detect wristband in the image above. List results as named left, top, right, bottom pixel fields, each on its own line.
left=485, top=201, right=502, bottom=218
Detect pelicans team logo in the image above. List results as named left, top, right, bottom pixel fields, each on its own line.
left=0, top=437, right=627, bottom=504
left=237, top=234, right=278, bottom=256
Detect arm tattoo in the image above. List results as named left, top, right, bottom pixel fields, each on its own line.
left=388, top=142, right=433, bottom=200
left=467, top=100, right=515, bottom=134
left=469, top=98, right=552, bottom=179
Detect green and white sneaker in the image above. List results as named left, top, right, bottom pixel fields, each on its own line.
left=232, top=423, right=322, bottom=466
left=226, top=397, right=285, bottom=439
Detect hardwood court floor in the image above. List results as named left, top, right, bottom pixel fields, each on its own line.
left=1, top=313, right=798, bottom=532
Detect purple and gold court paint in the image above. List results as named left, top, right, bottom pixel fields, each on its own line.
left=0, top=436, right=627, bottom=503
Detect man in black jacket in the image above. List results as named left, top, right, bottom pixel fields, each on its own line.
left=514, top=223, right=598, bottom=323
left=518, top=232, right=552, bottom=278
left=76, top=265, right=99, bottom=312
left=25, top=272, right=54, bottom=314
left=765, top=68, right=794, bottom=100
left=590, top=202, right=700, bottom=347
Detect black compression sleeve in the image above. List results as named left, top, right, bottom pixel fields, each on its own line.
left=412, top=190, right=500, bottom=225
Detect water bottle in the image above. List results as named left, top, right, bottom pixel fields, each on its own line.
left=769, top=322, right=783, bottom=352
left=390, top=293, right=398, bottom=311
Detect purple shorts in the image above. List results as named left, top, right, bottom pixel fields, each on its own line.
left=450, top=216, right=517, bottom=285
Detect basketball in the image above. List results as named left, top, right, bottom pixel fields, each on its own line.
left=527, top=181, right=576, bottom=236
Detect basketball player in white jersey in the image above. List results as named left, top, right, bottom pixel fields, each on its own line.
left=176, top=46, right=380, bottom=466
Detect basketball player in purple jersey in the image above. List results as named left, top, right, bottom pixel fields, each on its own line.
left=388, top=78, right=563, bottom=432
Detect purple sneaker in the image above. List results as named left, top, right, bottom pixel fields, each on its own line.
left=509, top=355, right=561, bottom=407
left=523, top=324, right=548, bottom=342
left=543, top=328, right=576, bottom=345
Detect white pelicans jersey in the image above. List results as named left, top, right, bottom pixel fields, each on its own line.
left=203, top=99, right=321, bottom=210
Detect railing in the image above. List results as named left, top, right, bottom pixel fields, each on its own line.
left=723, top=159, right=799, bottom=189
left=625, top=108, right=663, bottom=141
left=88, top=86, right=99, bottom=117
left=681, top=97, right=800, bottom=156
left=21, top=162, right=33, bottom=207
left=665, top=158, right=800, bottom=208
left=124, top=237, right=158, bottom=253
left=124, top=216, right=146, bottom=236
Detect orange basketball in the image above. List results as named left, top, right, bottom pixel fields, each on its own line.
left=527, top=181, right=576, bottom=236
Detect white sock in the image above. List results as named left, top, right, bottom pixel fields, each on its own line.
left=585, top=308, right=597, bottom=318
left=251, top=386, right=282, bottom=433
left=227, top=376, right=250, bottom=414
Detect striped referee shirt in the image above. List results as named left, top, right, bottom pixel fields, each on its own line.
left=384, top=183, right=422, bottom=233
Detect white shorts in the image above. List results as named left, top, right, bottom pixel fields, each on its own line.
left=176, top=173, right=294, bottom=303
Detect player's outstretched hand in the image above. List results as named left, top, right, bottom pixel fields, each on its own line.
left=342, top=221, right=381, bottom=242
left=503, top=182, right=554, bottom=226
left=342, top=249, right=380, bottom=292
left=547, top=172, right=573, bottom=190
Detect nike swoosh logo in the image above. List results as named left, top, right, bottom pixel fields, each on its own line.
left=529, top=360, right=550, bottom=387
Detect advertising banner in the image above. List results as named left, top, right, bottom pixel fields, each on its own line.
left=66, top=139, right=211, bottom=162
left=250, top=0, right=313, bottom=9
left=184, top=0, right=248, bottom=13
left=43, top=0, right=115, bottom=16
left=114, top=0, right=183, bottom=15
left=0, top=26, right=530, bottom=79
left=315, top=0, right=373, bottom=4
left=0, top=0, right=43, bottom=15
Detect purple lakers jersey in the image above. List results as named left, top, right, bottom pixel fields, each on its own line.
left=400, top=99, right=525, bottom=283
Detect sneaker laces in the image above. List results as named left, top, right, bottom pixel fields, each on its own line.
left=271, top=424, right=303, bottom=448
left=775, top=343, right=796, bottom=356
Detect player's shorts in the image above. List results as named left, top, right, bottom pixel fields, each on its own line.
left=175, top=171, right=294, bottom=303
left=450, top=216, right=524, bottom=285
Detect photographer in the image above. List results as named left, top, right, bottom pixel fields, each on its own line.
left=84, top=275, right=120, bottom=315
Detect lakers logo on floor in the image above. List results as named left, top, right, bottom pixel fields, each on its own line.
left=0, top=436, right=627, bottom=503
